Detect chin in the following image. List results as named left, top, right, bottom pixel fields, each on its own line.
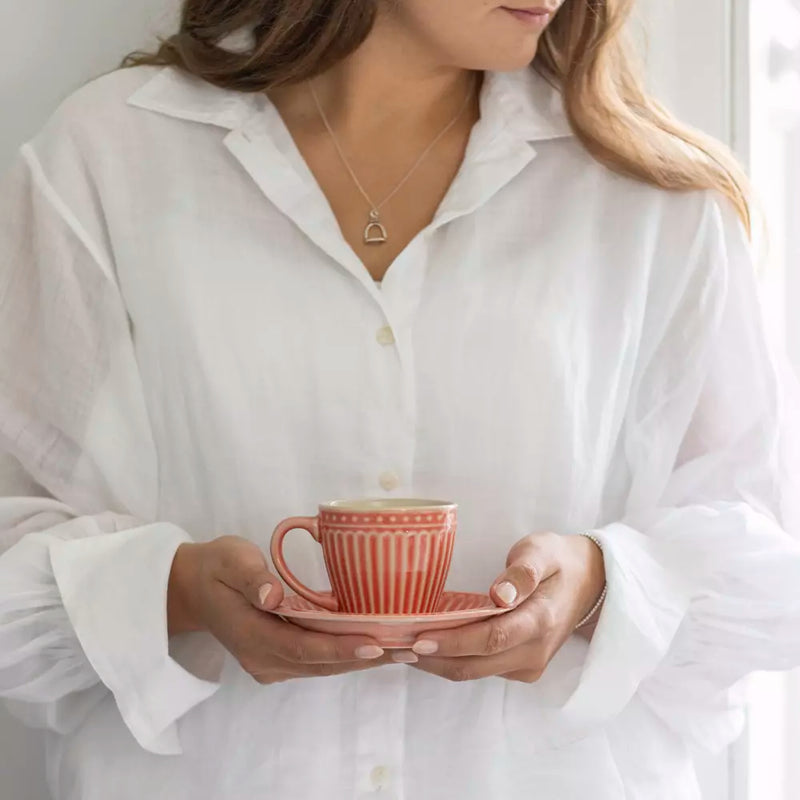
left=467, top=47, right=540, bottom=73
left=492, top=49, right=540, bottom=71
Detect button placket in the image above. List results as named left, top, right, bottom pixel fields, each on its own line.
left=370, top=765, right=392, bottom=790
left=378, top=470, right=401, bottom=492
left=370, top=279, right=411, bottom=497
left=376, top=325, right=396, bottom=346
left=354, top=667, right=407, bottom=799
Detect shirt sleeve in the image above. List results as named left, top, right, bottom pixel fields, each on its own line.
left=0, top=143, right=221, bottom=755
left=560, top=192, right=800, bottom=752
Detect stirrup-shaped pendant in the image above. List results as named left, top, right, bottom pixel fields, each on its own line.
left=364, top=209, right=388, bottom=245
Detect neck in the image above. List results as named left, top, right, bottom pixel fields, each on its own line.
left=267, top=10, right=481, bottom=143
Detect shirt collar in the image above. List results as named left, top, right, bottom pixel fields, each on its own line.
left=126, top=63, right=572, bottom=143
left=478, top=66, right=572, bottom=143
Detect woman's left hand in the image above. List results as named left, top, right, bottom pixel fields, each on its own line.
left=405, top=532, right=606, bottom=682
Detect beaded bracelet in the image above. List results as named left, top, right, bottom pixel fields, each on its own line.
left=574, top=532, right=607, bottom=630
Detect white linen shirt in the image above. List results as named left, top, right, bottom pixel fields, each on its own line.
left=2, top=62, right=800, bottom=800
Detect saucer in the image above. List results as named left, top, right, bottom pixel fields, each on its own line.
left=269, top=591, right=509, bottom=649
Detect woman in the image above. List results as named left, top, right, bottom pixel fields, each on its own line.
left=2, top=0, right=800, bottom=797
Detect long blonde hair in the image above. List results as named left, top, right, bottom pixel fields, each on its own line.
left=123, top=0, right=751, bottom=234
left=537, top=0, right=751, bottom=234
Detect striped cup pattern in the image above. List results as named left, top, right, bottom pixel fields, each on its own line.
left=320, top=506, right=457, bottom=615
left=271, top=503, right=458, bottom=615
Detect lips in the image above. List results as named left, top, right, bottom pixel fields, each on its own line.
left=502, top=5, right=553, bottom=13
left=500, top=6, right=554, bottom=25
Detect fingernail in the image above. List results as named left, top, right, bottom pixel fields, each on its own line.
left=258, top=583, right=272, bottom=606
left=495, top=581, right=518, bottom=606
left=412, top=639, right=438, bottom=655
left=356, top=645, right=385, bottom=660
left=391, top=650, right=419, bottom=664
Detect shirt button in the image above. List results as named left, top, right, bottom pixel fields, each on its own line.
left=379, top=471, right=400, bottom=491
left=375, top=325, right=395, bottom=346
left=370, top=765, right=392, bottom=789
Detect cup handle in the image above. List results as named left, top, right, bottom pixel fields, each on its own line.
left=270, top=516, right=339, bottom=612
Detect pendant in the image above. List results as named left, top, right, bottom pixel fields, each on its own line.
left=364, top=209, right=388, bottom=245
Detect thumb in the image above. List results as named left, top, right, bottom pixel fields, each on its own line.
left=490, top=533, right=561, bottom=608
left=212, top=536, right=285, bottom=611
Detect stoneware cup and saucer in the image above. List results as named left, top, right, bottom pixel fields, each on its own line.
left=268, top=498, right=509, bottom=648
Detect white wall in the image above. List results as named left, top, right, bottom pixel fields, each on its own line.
left=632, top=5, right=741, bottom=798
left=634, top=0, right=733, bottom=145
left=0, top=0, right=178, bottom=171
left=0, top=1, right=739, bottom=797
left=0, top=4, right=177, bottom=795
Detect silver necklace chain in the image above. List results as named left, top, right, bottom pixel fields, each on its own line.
left=308, top=73, right=476, bottom=244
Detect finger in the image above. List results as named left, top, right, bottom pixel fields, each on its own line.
left=501, top=668, right=545, bottom=684
left=411, top=645, right=541, bottom=683
left=411, top=600, right=546, bottom=658
left=205, top=587, right=386, bottom=669
left=390, top=650, right=419, bottom=664
left=287, top=653, right=396, bottom=677
left=265, top=619, right=386, bottom=664
left=490, top=532, right=562, bottom=608
left=211, top=536, right=285, bottom=610
left=250, top=653, right=395, bottom=683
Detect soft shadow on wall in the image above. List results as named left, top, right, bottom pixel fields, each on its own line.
left=0, top=4, right=178, bottom=795
left=0, top=0, right=179, bottom=172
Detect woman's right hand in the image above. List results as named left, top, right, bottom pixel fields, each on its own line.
left=167, top=535, right=389, bottom=683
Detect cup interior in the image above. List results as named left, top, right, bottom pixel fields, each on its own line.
left=317, top=498, right=457, bottom=615
left=321, top=497, right=455, bottom=511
